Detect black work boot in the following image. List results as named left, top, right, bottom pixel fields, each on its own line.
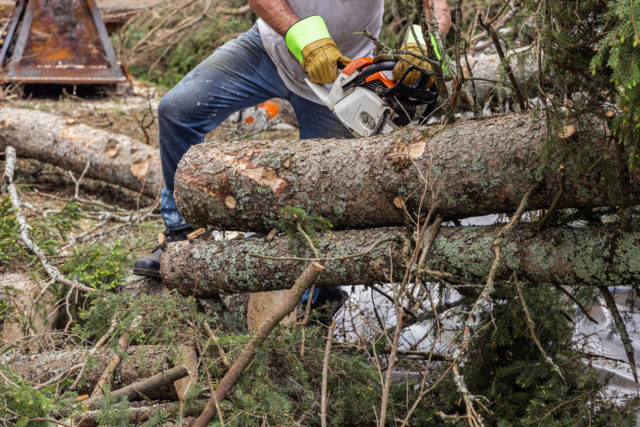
left=133, top=227, right=194, bottom=278
left=310, top=287, right=349, bottom=327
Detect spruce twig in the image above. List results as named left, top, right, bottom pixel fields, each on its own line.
left=478, top=11, right=528, bottom=111
left=2, top=146, right=96, bottom=295
left=514, top=273, right=565, bottom=380
left=450, top=186, right=534, bottom=427
left=597, top=285, right=638, bottom=383
left=320, top=322, right=334, bottom=427
left=380, top=206, right=439, bottom=427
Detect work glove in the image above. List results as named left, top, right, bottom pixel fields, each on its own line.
left=286, top=15, right=351, bottom=84
left=393, top=25, right=440, bottom=87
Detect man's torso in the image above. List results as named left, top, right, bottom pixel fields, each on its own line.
left=257, top=0, right=384, bottom=103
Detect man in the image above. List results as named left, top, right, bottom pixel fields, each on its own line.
left=134, top=0, right=451, bottom=304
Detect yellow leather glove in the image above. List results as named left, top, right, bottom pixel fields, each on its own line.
left=393, top=43, right=434, bottom=87
left=285, top=15, right=351, bottom=85
left=301, top=38, right=351, bottom=84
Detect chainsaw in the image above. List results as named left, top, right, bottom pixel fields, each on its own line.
left=305, top=57, right=438, bottom=138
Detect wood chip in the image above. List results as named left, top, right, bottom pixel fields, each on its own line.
left=187, top=228, right=207, bottom=240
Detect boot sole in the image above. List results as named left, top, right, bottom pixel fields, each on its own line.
left=132, top=266, right=162, bottom=279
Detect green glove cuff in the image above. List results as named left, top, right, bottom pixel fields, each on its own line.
left=285, top=15, right=331, bottom=64
left=406, top=24, right=426, bottom=46
left=405, top=24, right=442, bottom=60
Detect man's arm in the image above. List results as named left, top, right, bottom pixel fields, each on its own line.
left=424, top=0, right=451, bottom=36
left=248, top=0, right=299, bottom=36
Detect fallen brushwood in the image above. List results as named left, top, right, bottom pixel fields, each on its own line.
left=73, top=400, right=208, bottom=427
left=83, top=365, right=189, bottom=408
left=173, top=111, right=636, bottom=231
left=161, top=224, right=640, bottom=296
left=2, top=345, right=184, bottom=400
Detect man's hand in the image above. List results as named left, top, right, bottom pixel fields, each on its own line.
left=285, top=16, right=351, bottom=84
left=393, top=1, right=450, bottom=86
left=249, top=1, right=350, bottom=84
left=392, top=42, right=434, bottom=86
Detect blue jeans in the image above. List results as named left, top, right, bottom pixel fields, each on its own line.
left=159, top=24, right=351, bottom=231
left=158, top=25, right=351, bottom=304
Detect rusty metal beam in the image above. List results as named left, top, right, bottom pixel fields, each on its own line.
left=1, top=0, right=125, bottom=84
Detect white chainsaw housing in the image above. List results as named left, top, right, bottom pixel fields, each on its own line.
left=305, top=72, right=395, bottom=138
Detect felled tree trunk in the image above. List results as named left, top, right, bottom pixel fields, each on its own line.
left=0, top=108, right=162, bottom=197
left=3, top=345, right=181, bottom=399
left=161, top=225, right=640, bottom=296
left=174, top=112, right=636, bottom=231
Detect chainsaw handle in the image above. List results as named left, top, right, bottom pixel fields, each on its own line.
left=341, top=60, right=397, bottom=92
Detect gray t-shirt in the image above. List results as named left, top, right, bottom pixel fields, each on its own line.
left=257, top=0, right=384, bottom=103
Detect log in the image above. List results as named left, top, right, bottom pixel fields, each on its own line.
left=161, top=225, right=640, bottom=296
left=2, top=345, right=182, bottom=399
left=84, top=365, right=189, bottom=407
left=0, top=108, right=162, bottom=198
left=74, top=400, right=209, bottom=427
left=173, top=112, right=637, bottom=231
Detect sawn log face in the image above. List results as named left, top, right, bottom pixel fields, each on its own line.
left=174, top=112, right=637, bottom=231
left=161, top=225, right=640, bottom=296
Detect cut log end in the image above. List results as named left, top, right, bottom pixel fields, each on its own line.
left=225, top=195, right=237, bottom=210
left=558, top=125, right=576, bottom=139
left=393, top=196, right=405, bottom=210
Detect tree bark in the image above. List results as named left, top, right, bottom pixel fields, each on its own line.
left=84, top=365, right=189, bottom=408
left=74, top=400, right=209, bottom=427
left=2, top=345, right=182, bottom=399
left=173, top=112, right=638, bottom=231
left=0, top=108, right=162, bottom=197
left=161, top=225, right=640, bottom=296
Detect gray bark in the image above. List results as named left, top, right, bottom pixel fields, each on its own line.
left=0, top=108, right=162, bottom=197
left=161, top=225, right=640, bottom=296
left=174, top=112, right=636, bottom=231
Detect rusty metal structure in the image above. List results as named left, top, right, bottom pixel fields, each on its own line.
left=0, top=0, right=125, bottom=84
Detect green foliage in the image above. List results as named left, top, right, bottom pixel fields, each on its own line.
left=278, top=206, right=332, bottom=255
left=521, top=1, right=631, bottom=204
left=208, top=326, right=383, bottom=426
left=402, top=283, right=637, bottom=426
left=0, top=366, right=77, bottom=427
left=0, top=197, right=83, bottom=267
left=74, top=291, right=202, bottom=350
left=60, top=241, right=129, bottom=291
left=30, top=201, right=83, bottom=255
left=95, top=388, right=131, bottom=427
left=0, top=197, right=22, bottom=267
left=113, top=1, right=254, bottom=89
left=592, top=0, right=640, bottom=167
